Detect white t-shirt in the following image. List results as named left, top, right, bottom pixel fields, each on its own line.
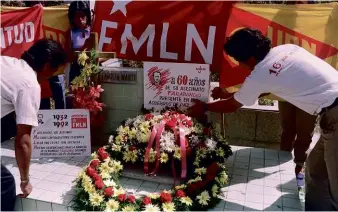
left=1, top=56, right=41, bottom=126
left=234, top=44, right=338, bottom=115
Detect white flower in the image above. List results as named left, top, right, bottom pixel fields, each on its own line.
left=111, top=144, right=122, bottom=152
left=142, top=204, right=161, bottom=212
left=108, top=135, right=114, bottom=143
left=117, top=126, right=126, bottom=136
left=187, top=176, right=202, bottom=184
left=125, top=118, right=136, bottom=126
left=212, top=184, right=219, bottom=197
left=205, top=139, right=217, bottom=151
left=180, top=197, right=193, bottom=206
left=137, top=131, right=151, bottom=143
left=160, top=132, right=175, bottom=152
left=111, top=160, right=123, bottom=173
left=194, top=167, right=207, bottom=175
left=122, top=205, right=136, bottom=212
left=100, top=170, right=111, bottom=179
left=104, top=179, right=117, bottom=187
left=196, top=191, right=210, bottom=206
left=105, top=199, right=119, bottom=212
left=162, top=202, right=175, bottom=212
left=89, top=192, right=104, bottom=206
left=190, top=135, right=200, bottom=146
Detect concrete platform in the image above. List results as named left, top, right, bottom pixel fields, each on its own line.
left=1, top=140, right=303, bottom=211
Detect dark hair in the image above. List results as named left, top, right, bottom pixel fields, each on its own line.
left=68, top=1, right=92, bottom=29
left=224, top=28, right=271, bottom=63
left=21, top=39, right=67, bottom=72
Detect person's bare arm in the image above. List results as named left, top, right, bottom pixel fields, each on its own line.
left=15, top=124, right=32, bottom=181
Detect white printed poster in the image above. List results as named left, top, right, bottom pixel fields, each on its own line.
left=31, top=109, right=91, bottom=158
left=144, top=62, right=210, bottom=110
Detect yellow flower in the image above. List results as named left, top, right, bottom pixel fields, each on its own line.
left=115, top=135, right=124, bottom=145
left=212, top=184, right=219, bottom=197
left=91, top=152, right=98, bottom=159
left=193, top=158, right=200, bottom=167
left=112, top=144, right=122, bottom=152
left=162, top=202, right=175, bottom=212
left=123, top=150, right=138, bottom=163
left=194, top=167, right=207, bottom=175
left=99, top=160, right=111, bottom=173
left=180, top=197, right=193, bottom=206
left=139, top=121, right=150, bottom=132
left=117, top=126, right=126, bottom=136
left=217, top=171, right=228, bottom=186
left=122, top=205, right=136, bottom=212
left=187, top=176, right=202, bottom=184
left=160, top=153, right=169, bottom=163
left=138, top=131, right=151, bottom=143
left=142, top=204, right=161, bottom=212
left=83, top=64, right=93, bottom=76
left=196, top=191, right=210, bottom=206
left=77, top=51, right=89, bottom=66
left=149, top=149, right=156, bottom=163
left=216, top=147, right=225, bottom=157
left=148, top=193, right=160, bottom=199
left=89, top=192, right=104, bottom=207
left=111, top=160, right=123, bottom=173
left=174, top=147, right=181, bottom=160
left=128, top=128, right=137, bottom=139
left=114, top=188, right=126, bottom=197
left=197, top=148, right=207, bottom=158
left=100, top=170, right=111, bottom=179
left=193, top=123, right=203, bottom=134
left=175, top=184, right=186, bottom=190
left=105, top=199, right=119, bottom=212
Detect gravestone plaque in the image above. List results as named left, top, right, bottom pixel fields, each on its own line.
left=98, top=67, right=137, bottom=84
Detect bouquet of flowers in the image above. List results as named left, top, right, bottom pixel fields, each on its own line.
left=72, top=108, right=232, bottom=211
left=71, top=50, right=105, bottom=126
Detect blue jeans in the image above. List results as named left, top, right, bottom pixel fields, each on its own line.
left=40, top=75, right=66, bottom=110
left=1, top=164, right=16, bottom=211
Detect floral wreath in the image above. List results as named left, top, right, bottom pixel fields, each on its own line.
left=72, top=108, right=232, bottom=211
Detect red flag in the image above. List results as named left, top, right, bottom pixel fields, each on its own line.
left=1, top=5, right=43, bottom=58
left=93, top=1, right=233, bottom=68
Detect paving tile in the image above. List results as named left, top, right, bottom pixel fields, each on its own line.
left=281, top=181, right=298, bottom=191
left=233, top=168, right=248, bottom=177
left=248, top=170, right=265, bottom=178
left=245, top=193, right=264, bottom=203
left=246, top=184, right=264, bottom=194
left=227, top=191, right=246, bottom=201
left=249, top=163, right=264, bottom=171
left=14, top=198, right=23, bottom=211
left=59, top=175, right=77, bottom=184
left=281, top=189, right=299, bottom=200
left=265, top=159, right=280, bottom=167
left=157, top=184, right=172, bottom=190
left=230, top=174, right=248, bottom=184
left=44, top=173, right=66, bottom=182
left=282, top=197, right=302, bottom=209
left=251, top=152, right=264, bottom=159
left=29, top=170, right=52, bottom=180
left=264, top=186, right=282, bottom=196
left=125, top=179, right=143, bottom=186
left=36, top=191, right=59, bottom=202
left=244, top=201, right=264, bottom=211
left=124, top=184, right=141, bottom=191
left=264, top=166, right=280, bottom=174
left=250, top=157, right=264, bottom=165
left=264, top=179, right=281, bottom=188
left=36, top=200, right=52, bottom=211
left=119, top=176, right=130, bottom=184
left=137, top=186, right=156, bottom=193
left=237, top=149, right=251, bottom=157
left=247, top=177, right=264, bottom=186
left=228, top=183, right=247, bottom=193
left=264, top=204, right=283, bottom=211
left=52, top=194, right=75, bottom=205
left=264, top=195, right=282, bottom=206
left=52, top=203, right=68, bottom=211
left=236, top=156, right=250, bottom=163
left=283, top=206, right=301, bottom=211
left=213, top=200, right=226, bottom=210
left=225, top=199, right=244, bottom=211
left=22, top=198, right=37, bottom=211
left=280, top=174, right=295, bottom=183
left=29, top=188, right=47, bottom=199
left=141, top=181, right=159, bottom=189
left=234, top=162, right=249, bottom=170
left=265, top=172, right=281, bottom=180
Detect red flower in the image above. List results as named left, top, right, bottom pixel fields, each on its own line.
left=92, top=173, right=102, bottom=181
left=160, top=192, right=172, bottom=203
left=186, top=120, right=193, bottom=127
left=90, top=159, right=100, bottom=168
left=203, top=127, right=211, bottom=136
left=95, top=180, right=104, bottom=189
left=129, top=146, right=136, bottom=151
left=128, top=195, right=136, bottom=203
left=86, top=166, right=96, bottom=177
left=118, top=194, right=127, bottom=202
left=206, top=162, right=220, bottom=182
left=104, top=187, right=114, bottom=197
left=97, top=147, right=109, bottom=161
left=166, top=118, right=177, bottom=129
left=175, top=190, right=186, bottom=198
left=186, top=184, right=198, bottom=196
left=195, top=180, right=204, bottom=190
left=145, top=114, right=153, bottom=121
left=142, top=196, right=152, bottom=205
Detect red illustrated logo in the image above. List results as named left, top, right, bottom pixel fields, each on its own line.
left=71, top=117, right=88, bottom=129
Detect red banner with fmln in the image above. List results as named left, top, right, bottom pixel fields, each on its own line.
left=93, top=1, right=233, bottom=69
left=1, top=5, right=43, bottom=58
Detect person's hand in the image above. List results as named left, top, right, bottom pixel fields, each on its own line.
left=18, top=181, right=32, bottom=198
left=211, top=87, right=231, bottom=100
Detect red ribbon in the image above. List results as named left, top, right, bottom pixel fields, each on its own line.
left=179, top=123, right=187, bottom=179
